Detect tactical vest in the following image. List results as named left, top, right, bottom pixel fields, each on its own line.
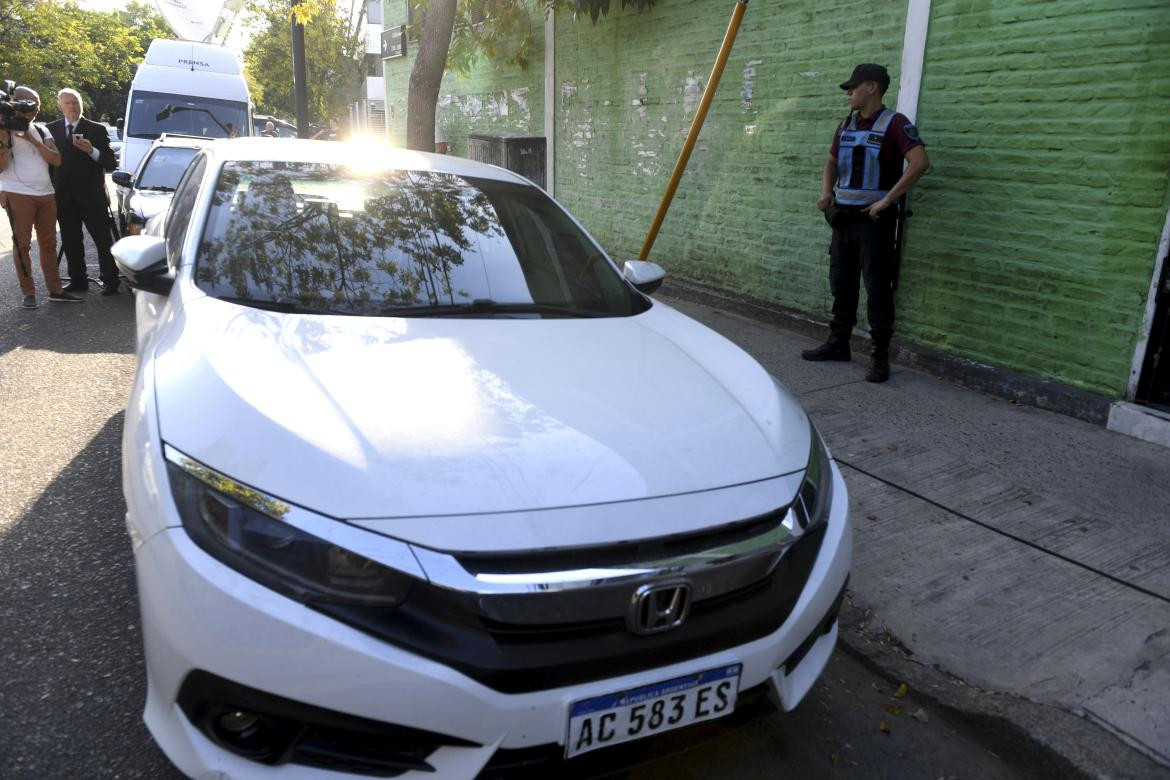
left=835, top=109, right=896, bottom=206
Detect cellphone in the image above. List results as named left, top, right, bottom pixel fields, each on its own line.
left=73, top=133, right=85, bottom=142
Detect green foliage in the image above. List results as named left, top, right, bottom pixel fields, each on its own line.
left=411, top=0, right=655, bottom=75
left=0, top=0, right=168, bottom=122
left=242, top=0, right=366, bottom=127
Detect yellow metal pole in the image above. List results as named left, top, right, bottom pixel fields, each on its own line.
left=638, top=0, right=749, bottom=261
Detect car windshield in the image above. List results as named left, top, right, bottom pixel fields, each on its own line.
left=127, top=90, right=248, bottom=140
left=137, top=147, right=200, bottom=191
left=194, top=161, right=650, bottom=318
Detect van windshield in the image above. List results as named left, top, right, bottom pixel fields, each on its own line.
left=127, top=90, right=248, bottom=140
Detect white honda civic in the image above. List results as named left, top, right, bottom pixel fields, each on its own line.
left=113, top=138, right=851, bottom=778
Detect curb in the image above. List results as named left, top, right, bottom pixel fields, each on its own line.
left=658, top=279, right=1112, bottom=425
left=836, top=598, right=1167, bottom=780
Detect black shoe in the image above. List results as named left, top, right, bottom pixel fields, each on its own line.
left=865, top=356, right=890, bottom=383
left=801, top=339, right=851, bottom=361
left=100, top=285, right=120, bottom=296
left=49, top=291, right=84, bottom=303
left=63, top=282, right=89, bottom=293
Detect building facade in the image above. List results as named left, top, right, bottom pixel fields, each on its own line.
left=380, top=0, right=1170, bottom=421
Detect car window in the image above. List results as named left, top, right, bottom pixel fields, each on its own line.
left=137, top=147, right=201, bottom=191
left=165, top=154, right=208, bottom=268
left=194, top=162, right=649, bottom=318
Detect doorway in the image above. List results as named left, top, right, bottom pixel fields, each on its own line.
left=1136, top=250, right=1170, bottom=411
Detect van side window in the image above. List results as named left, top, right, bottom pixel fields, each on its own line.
left=165, top=155, right=208, bottom=268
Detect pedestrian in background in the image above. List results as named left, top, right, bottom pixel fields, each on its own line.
left=0, top=87, right=82, bottom=308
left=46, top=88, right=120, bottom=296
left=261, top=120, right=277, bottom=137
left=803, top=63, right=930, bottom=383
left=311, top=117, right=343, bottom=141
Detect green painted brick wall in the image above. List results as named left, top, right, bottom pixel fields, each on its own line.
left=381, top=0, right=546, bottom=154
left=906, top=0, right=1170, bottom=397
left=553, top=0, right=907, bottom=317
left=382, top=0, right=1170, bottom=398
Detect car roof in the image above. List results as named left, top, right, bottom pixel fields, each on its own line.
left=150, top=134, right=217, bottom=150
left=254, top=114, right=295, bottom=127
left=198, top=138, right=532, bottom=185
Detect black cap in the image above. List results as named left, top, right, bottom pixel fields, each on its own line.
left=840, top=63, right=890, bottom=91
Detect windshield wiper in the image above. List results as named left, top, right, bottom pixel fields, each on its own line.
left=138, top=185, right=175, bottom=192
left=379, top=299, right=607, bottom=318
left=216, top=296, right=355, bottom=316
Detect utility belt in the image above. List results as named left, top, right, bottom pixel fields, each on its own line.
left=823, top=201, right=896, bottom=228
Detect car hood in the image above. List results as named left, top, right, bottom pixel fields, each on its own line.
left=153, top=296, right=812, bottom=520
left=129, top=190, right=173, bottom=222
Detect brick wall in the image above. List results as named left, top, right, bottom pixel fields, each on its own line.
left=553, top=0, right=906, bottom=317
left=380, top=0, right=1170, bottom=398
left=382, top=0, right=545, bottom=155
left=906, top=0, right=1170, bottom=396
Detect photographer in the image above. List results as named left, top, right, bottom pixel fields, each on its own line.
left=0, top=86, right=81, bottom=308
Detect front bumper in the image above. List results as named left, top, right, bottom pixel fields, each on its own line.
left=132, top=465, right=851, bottom=778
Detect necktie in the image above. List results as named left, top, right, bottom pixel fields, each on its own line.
left=66, top=124, right=73, bottom=144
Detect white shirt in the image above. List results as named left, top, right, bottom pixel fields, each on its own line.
left=0, top=123, right=55, bottom=196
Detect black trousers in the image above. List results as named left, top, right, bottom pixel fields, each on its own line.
left=57, top=196, right=117, bottom=288
left=828, top=211, right=898, bottom=338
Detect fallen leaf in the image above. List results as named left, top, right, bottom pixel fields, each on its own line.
left=884, top=704, right=903, bottom=716
left=830, top=753, right=839, bottom=766
left=879, top=718, right=891, bottom=734
left=867, top=513, right=878, bottom=522
left=911, top=708, right=929, bottom=722
left=893, top=682, right=909, bottom=698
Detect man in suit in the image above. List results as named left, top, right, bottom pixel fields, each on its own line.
left=47, top=88, right=119, bottom=295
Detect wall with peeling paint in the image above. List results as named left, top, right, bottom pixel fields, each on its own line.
left=380, top=0, right=545, bottom=156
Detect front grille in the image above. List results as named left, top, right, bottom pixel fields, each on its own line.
left=313, top=523, right=827, bottom=693
left=457, top=509, right=786, bottom=574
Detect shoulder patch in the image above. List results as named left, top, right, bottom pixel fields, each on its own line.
left=903, top=124, right=920, bottom=141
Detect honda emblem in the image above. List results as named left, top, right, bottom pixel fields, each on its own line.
left=628, top=581, right=692, bottom=635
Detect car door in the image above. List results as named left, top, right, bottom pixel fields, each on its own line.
left=134, top=153, right=208, bottom=356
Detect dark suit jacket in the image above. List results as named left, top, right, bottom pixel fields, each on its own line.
left=46, top=116, right=117, bottom=209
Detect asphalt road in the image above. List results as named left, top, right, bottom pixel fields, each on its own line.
left=0, top=216, right=1023, bottom=779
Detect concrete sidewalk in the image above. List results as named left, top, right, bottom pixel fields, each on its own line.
left=661, top=284, right=1170, bottom=777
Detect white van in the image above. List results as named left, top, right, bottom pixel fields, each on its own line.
left=119, top=39, right=251, bottom=175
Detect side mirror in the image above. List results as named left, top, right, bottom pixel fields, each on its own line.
left=622, top=260, right=666, bottom=295
left=112, top=235, right=173, bottom=296
left=111, top=170, right=133, bottom=188
left=116, top=117, right=124, bottom=131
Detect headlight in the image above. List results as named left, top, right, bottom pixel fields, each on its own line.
left=166, top=455, right=412, bottom=607
left=790, top=419, right=833, bottom=531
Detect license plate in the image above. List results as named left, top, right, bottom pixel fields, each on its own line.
left=565, top=663, right=742, bottom=758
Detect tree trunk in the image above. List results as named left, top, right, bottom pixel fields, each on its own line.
left=406, top=0, right=457, bottom=152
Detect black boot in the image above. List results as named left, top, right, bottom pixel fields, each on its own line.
left=801, top=331, right=851, bottom=361
left=865, top=330, right=891, bottom=383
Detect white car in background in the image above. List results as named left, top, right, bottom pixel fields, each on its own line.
left=112, top=139, right=851, bottom=778
left=111, top=134, right=211, bottom=235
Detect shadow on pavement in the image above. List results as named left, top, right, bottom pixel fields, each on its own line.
left=0, top=251, right=136, bottom=359
left=0, top=411, right=179, bottom=778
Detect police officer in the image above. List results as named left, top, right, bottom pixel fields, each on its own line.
left=803, top=63, right=929, bottom=383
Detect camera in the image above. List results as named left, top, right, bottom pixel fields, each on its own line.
left=0, top=79, right=36, bottom=133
